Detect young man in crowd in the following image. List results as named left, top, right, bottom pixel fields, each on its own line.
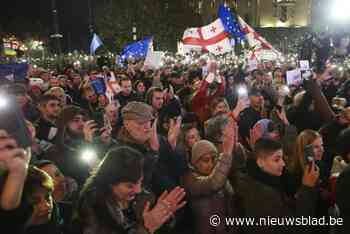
left=145, top=86, right=164, bottom=116
left=35, top=94, right=62, bottom=143
left=115, top=76, right=139, bottom=108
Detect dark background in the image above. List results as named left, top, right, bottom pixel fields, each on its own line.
left=0, top=0, right=92, bottom=52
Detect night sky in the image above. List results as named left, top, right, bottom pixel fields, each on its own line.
left=1, top=0, right=92, bottom=52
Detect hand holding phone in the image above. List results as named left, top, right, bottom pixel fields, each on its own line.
left=304, top=144, right=315, bottom=167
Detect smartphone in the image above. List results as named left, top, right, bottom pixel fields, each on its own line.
left=0, top=94, right=32, bottom=148
left=304, top=144, right=315, bottom=165
left=93, top=114, right=105, bottom=130
left=237, top=86, right=250, bottom=105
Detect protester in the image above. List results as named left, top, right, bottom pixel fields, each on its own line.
left=3, top=31, right=350, bottom=233
left=35, top=94, right=61, bottom=143
left=77, top=146, right=186, bottom=234
left=182, top=118, right=240, bottom=234
left=236, top=138, right=319, bottom=234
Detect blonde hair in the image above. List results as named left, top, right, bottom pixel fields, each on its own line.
left=45, top=87, right=65, bottom=96
left=288, top=129, right=321, bottom=174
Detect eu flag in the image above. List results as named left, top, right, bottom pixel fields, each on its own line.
left=0, top=63, right=28, bottom=82
left=218, top=4, right=245, bottom=41
left=120, top=37, right=152, bottom=62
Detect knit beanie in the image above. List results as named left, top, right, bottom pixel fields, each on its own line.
left=191, top=140, right=218, bottom=165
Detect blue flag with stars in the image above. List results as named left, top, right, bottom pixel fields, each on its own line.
left=120, top=37, right=152, bottom=62
left=218, top=4, right=245, bottom=41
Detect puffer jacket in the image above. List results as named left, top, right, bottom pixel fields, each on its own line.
left=182, top=153, right=240, bottom=234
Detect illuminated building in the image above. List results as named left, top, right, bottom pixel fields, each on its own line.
left=192, top=0, right=312, bottom=28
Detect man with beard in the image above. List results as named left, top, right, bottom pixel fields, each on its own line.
left=80, top=86, right=99, bottom=115
left=35, top=95, right=62, bottom=143
left=42, top=105, right=112, bottom=186
left=117, top=102, right=160, bottom=191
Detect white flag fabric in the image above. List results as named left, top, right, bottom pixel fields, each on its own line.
left=182, top=19, right=232, bottom=55
left=237, top=16, right=281, bottom=59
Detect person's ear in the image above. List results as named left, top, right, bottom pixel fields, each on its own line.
left=256, top=157, right=265, bottom=170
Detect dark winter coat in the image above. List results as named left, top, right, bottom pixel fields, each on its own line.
left=236, top=160, right=317, bottom=234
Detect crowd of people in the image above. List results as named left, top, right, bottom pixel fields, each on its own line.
left=1, top=54, right=350, bottom=234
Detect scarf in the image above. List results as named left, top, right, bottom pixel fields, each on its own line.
left=246, top=159, right=287, bottom=194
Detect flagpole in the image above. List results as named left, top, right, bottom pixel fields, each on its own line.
left=88, top=0, right=94, bottom=34
left=50, top=0, right=62, bottom=55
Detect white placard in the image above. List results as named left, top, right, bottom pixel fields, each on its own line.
left=299, top=60, right=310, bottom=71
left=144, top=51, right=164, bottom=70
left=247, top=59, right=258, bottom=72
left=286, top=69, right=302, bottom=86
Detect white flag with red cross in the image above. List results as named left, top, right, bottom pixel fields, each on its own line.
left=182, top=19, right=233, bottom=55
left=237, top=16, right=281, bottom=59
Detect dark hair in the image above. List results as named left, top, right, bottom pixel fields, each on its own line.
left=38, top=94, right=60, bottom=105
left=337, top=128, right=350, bottom=163
left=78, top=146, right=144, bottom=228
left=120, top=76, right=131, bottom=84
left=253, top=138, right=282, bottom=159
left=23, top=166, right=54, bottom=200
left=33, top=160, right=55, bottom=168
left=251, top=69, right=264, bottom=79
left=134, top=80, right=144, bottom=90
left=145, top=86, right=163, bottom=105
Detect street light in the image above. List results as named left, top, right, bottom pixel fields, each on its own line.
left=331, top=0, right=350, bottom=22
left=132, top=25, right=137, bottom=41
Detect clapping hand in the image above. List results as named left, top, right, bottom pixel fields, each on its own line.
left=168, top=117, right=182, bottom=151
left=143, top=187, right=186, bottom=234
left=149, top=118, right=160, bottom=152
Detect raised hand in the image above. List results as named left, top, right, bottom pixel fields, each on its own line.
left=275, top=107, right=289, bottom=125
left=99, top=127, right=112, bottom=145
left=222, top=118, right=237, bottom=156
left=232, top=98, right=249, bottom=120
left=168, top=117, right=182, bottom=151
left=247, top=123, right=263, bottom=149
left=83, top=120, right=98, bottom=143
left=143, top=187, right=186, bottom=234
left=149, top=118, right=160, bottom=152
left=302, top=161, right=320, bottom=188
left=208, top=61, right=218, bottom=74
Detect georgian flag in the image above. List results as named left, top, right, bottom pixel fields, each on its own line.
left=237, top=16, right=280, bottom=58
left=182, top=19, right=232, bottom=55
